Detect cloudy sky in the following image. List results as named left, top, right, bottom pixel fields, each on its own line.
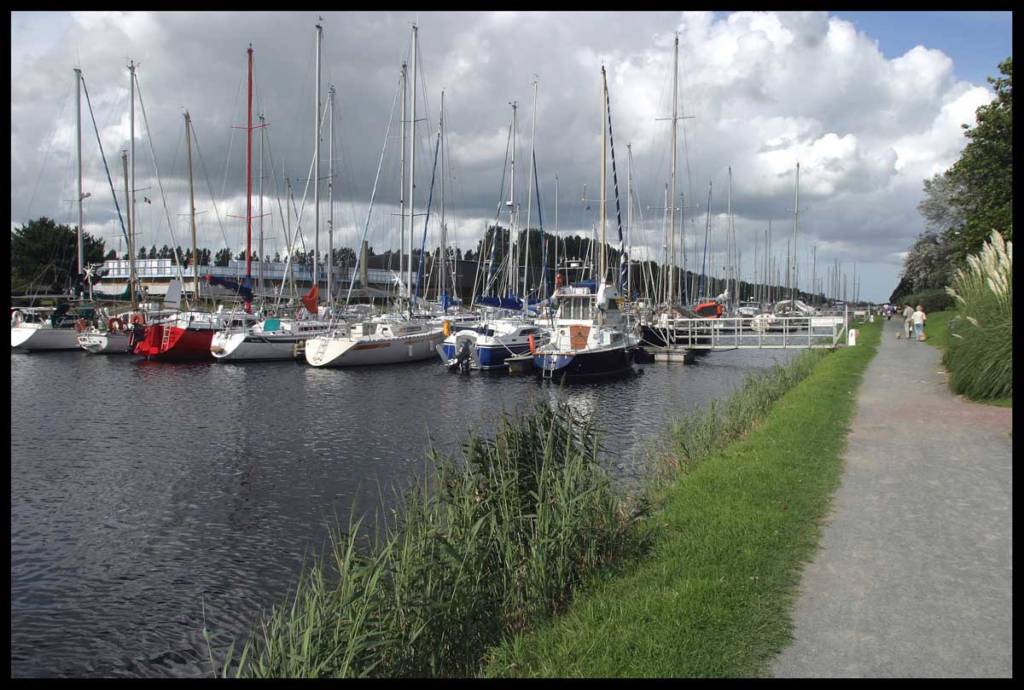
left=10, top=11, right=1012, bottom=302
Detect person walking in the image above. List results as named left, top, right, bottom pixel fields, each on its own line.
left=913, top=304, right=927, bottom=341
left=902, top=303, right=914, bottom=339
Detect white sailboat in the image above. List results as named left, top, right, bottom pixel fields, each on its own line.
left=305, top=23, right=443, bottom=368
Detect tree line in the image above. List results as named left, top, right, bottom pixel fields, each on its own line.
left=892, top=57, right=1012, bottom=306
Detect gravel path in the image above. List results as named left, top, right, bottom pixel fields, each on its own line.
left=771, top=317, right=1012, bottom=678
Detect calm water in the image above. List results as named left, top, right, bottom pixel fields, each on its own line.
left=11, top=347, right=796, bottom=677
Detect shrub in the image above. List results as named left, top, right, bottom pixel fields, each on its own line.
left=943, top=230, right=1013, bottom=400
left=898, top=287, right=954, bottom=313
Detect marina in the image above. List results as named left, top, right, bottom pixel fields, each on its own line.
left=12, top=8, right=1004, bottom=679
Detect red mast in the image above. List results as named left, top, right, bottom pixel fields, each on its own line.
left=245, top=44, right=253, bottom=280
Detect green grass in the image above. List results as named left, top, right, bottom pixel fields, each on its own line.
left=482, top=320, right=882, bottom=677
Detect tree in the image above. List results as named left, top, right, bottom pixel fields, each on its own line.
left=9, top=217, right=105, bottom=293
left=917, top=172, right=964, bottom=235
left=900, top=231, right=956, bottom=293
left=138, top=247, right=148, bottom=260
left=214, top=247, right=232, bottom=267
left=147, top=246, right=157, bottom=259
left=273, top=251, right=281, bottom=263
left=945, top=57, right=1012, bottom=259
left=104, top=249, right=117, bottom=260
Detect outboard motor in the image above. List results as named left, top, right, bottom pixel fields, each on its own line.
left=456, top=340, right=473, bottom=373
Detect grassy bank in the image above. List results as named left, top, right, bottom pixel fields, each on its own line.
left=221, top=338, right=849, bottom=677
left=483, top=320, right=882, bottom=677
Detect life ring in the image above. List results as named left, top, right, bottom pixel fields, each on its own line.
left=74, top=318, right=88, bottom=332
left=108, top=317, right=125, bottom=332
left=130, top=312, right=145, bottom=325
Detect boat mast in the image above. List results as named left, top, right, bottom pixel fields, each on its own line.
left=554, top=174, right=559, bottom=289
left=399, top=62, right=407, bottom=307
left=244, top=45, right=254, bottom=312
left=122, top=151, right=136, bottom=309
left=791, top=161, right=799, bottom=302
left=75, top=67, right=84, bottom=289
left=668, top=34, right=679, bottom=306
left=439, top=90, right=447, bottom=303
left=408, top=23, right=418, bottom=309
left=129, top=60, right=136, bottom=303
left=626, top=143, right=632, bottom=299
left=314, top=22, right=322, bottom=296
left=328, top=85, right=335, bottom=306
left=258, top=112, right=265, bottom=301
left=185, top=111, right=199, bottom=303
left=522, top=79, right=538, bottom=299
left=507, top=100, right=517, bottom=297
left=727, top=165, right=732, bottom=304
left=600, top=66, right=608, bottom=286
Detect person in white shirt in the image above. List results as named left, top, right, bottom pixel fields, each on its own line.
left=912, top=304, right=927, bottom=341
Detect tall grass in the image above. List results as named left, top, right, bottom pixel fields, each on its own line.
left=944, top=230, right=1013, bottom=400
left=223, top=401, right=647, bottom=678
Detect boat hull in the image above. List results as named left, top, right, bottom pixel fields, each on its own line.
left=533, top=345, right=634, bottom=381
left=306, top=329, right=444, bottom=367
left=134, top=324, right=215, bottom=362
left=78, top=331, right=132, bottom=354
left=11, top=326, right=82, bottom=351
left=440, top=341, right=532, bottom=369
left=211, top=332, right=304, bottom=362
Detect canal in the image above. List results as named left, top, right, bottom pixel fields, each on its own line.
left=11, top=347, right=796, bottom=677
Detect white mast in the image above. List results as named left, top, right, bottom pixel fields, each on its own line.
left=554, top=174, right=559, bottom=291
left=258, top=112, right=265, bottom=301
left=439, top=90, right=448, bottom=302
left=399, top=62, right=407, bottom=306
left=727, top=165, right=732, bottom=304
left=122, top=151, right=136, bottom=309
left=507, top=100, right=518, bottom=297
left=523, top=79, right=538, bottom=299
left=185, top=111, right=198, bottom=303
left=668, top=34, right=679, bottom=305
left=313, top=21, right=322, bottom=295
left=599, top=66, right=608, bottom=285
left=328, top=85, right=335, bottom=306
left=75, top=67, right=84, bottom=287
left=792, top=161, right=799, bottom=301
left=129, top=60, right=136, bottom=301
left=626, top=142, right=632, bottom=300
left=408, top=23, right=418, bottom=306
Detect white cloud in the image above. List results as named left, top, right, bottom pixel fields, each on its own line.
left=10, top=10, right=998, bottom=302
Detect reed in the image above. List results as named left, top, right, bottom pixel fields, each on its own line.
left=944, top=230, right=1013, bottom=401
left=223, top=401, right=646, bottom=678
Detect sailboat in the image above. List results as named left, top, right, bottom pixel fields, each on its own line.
left=13, top=68, right=106, bottom=352
left=305, top=24, right=444, bottom=369
left=532, top=66, right=638, bottom=381
left=211, top=39, right=334, bottom=362
left=439, top=89, right=550, bottom=371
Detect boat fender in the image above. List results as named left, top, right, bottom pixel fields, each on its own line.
left=108, top=317, right=125, bottom=332
left=74, top=318, right=88, bottom=332
left=528, top=334, right=536, bottom=353
left=442, top=320, right=451, bottom=337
